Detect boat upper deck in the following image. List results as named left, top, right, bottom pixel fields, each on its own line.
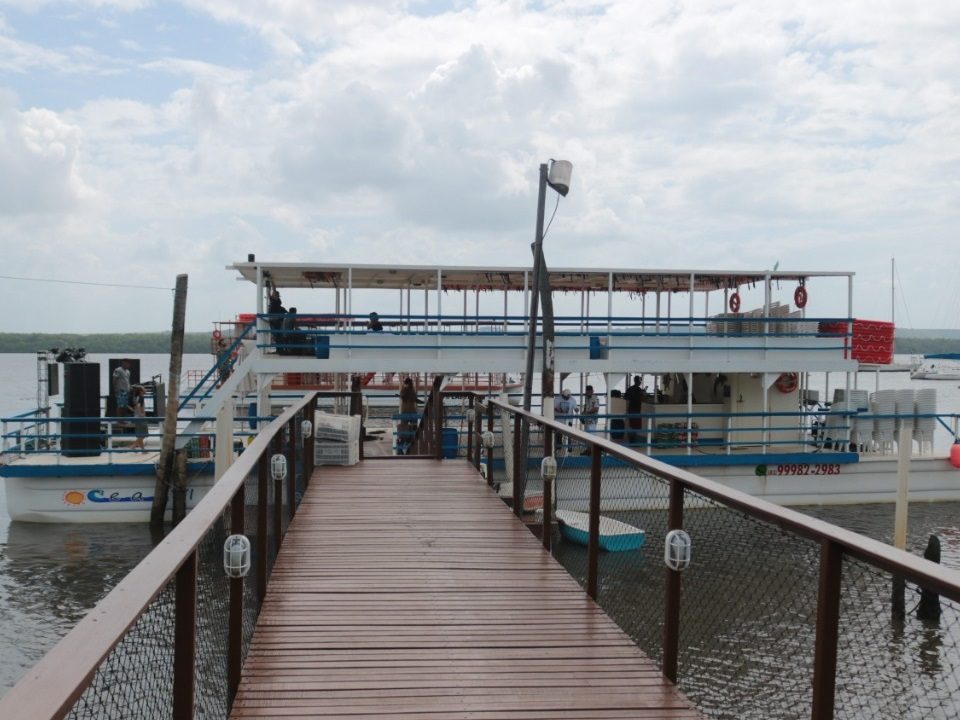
left=222, top=260, right=861, bottom=376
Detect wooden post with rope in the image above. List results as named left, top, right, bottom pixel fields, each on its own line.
left=152, top=274, right=188, bottom=527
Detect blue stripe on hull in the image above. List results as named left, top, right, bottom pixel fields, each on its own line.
left=511, top=451, right=859, bottom=472
left=0, top=462, right=215, bottom=478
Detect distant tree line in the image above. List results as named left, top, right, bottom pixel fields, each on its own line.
left=0, top=333, right=212, bottom=354
left=894, top=338, right=960, bottom=355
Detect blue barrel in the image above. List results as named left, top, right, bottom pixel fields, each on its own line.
left=314, top=335, right=330, bottom=359
left=442, top=427, right=459, bottom=459
left=589, top=334, right=609, bottom=359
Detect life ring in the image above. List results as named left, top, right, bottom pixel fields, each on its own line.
left=212, top=329, right=222, bottom=339
left=794, top=286, right=808, bottom=309
left=774, top=372, right=799, bottom=394
left=729, top=292, right=741, bottom=313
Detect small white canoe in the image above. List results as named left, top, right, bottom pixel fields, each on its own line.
left=555, top=509, right=646, bottom=552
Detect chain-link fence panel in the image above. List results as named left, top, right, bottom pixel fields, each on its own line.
left=66, top=583, right=175, bottom=719
left=194, top=516, right=230, bottom=719
left=835, top=555, right=960, bottom=719
left=674, top=488, right=820, bottom=719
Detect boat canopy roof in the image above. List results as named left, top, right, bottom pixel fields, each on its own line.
left=230, top=261, right=853, bottom=293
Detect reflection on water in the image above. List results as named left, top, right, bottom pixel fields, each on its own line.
left=0, top=521, right=158, bottom=692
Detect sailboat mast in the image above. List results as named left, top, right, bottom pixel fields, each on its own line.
left=891, top=257, right=895, bottom=324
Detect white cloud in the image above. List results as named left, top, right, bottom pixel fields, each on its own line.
left=0, top=0, right=958, bottom=332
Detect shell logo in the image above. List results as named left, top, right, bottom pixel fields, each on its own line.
left=63, top=490, right=87, bottom=506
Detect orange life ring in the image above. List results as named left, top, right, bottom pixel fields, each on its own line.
left=729, top=292, right=741, bottom=313
left=794, top=286, right=808, bottom=309
left=212, top=329, right=222, bottom=339
left=775, top=372, right=799, bottom=394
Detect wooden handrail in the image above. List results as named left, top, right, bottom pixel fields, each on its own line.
left=0, top=393, right=317, bottom=720
left=485, top=396, right=960, bottom=604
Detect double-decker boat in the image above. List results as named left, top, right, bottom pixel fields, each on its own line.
left=5, top=258, right=960, bottom=521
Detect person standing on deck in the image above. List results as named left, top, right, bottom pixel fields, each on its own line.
left=127, top=385, right=148, bottom=450
left=554, top=388, right=578, bottom=454
left=579, top=385, right=600, bottom=454
left=623, top=375, right=645, bottom=447
left=112, top=359, right=132, bottom=417
left=398, top=377, right=418, bottom=452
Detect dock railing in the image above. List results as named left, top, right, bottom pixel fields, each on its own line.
left=472, top=394, right=960, bottom=719
left=0, top=392, right=318, bottom=720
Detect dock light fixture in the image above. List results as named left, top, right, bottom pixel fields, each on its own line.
left=540, top=455, right=557, bottom=482
left=301, top=419, right=313, bottom=441
left=664, top=530, right=692, bottom=572
left=482, top=431, right=495, bottom=450
left=547, top=159, right=573, bottom=197
left=223, top=534, right=252, bottom=578
left=270, top=454, right=287, bottom=481
left=522, top=159, right=573, bottom=414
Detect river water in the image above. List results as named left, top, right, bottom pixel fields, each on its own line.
left=0, top=353, right=211, bottom=693
left=1, top=353, right=959, bottom=715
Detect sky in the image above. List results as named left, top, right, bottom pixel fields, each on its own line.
left=1, top=0, right=959, bottom=334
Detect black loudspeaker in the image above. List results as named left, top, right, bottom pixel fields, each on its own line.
left=105, top=358, right=140, bottom=417
left=47, top=363, right=59, bottom=396
left=62, top=362, right=101, bottom=457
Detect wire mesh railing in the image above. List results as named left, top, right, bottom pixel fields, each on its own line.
left=480, top=395, right=960, bottom=720
left=0, top=393, right=318, bottom=720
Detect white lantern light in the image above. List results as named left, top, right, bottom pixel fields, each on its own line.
left=301, top=419, right=313, bottom=439
left=482, top=431, right=495, bottom=450
left=223, top=534, right=251, bottom=578
left=547, top=159, right=573, bottom=197
left=664, top=529, right=692, bottom=572
left=540, top=455, right=557, bottom=482
left=270, top=453, right=287, bottom=480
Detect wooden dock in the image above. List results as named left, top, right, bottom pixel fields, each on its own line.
left=230, top=459, right=703, bottom=719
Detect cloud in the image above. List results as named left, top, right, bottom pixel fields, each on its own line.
left=0, top=91, right=89, bottom=215
left=0, top=1, right=958, bottom=332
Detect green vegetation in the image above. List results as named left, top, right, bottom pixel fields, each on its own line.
left=895, top=338, right=960, bottom=355
left=0, top=333, right=212, bottom=354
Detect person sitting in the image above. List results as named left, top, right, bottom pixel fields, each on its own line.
left=267, top=284, right=285, bottom=352
left=280, top=307, right=299, bottom=355
left=367, top=312, right=383, bottom=332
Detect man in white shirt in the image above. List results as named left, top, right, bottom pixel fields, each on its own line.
left=553, top=388, right=577, bottom=454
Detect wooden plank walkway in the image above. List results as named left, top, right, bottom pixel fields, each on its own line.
left=230, top=459, right=703, bottom=719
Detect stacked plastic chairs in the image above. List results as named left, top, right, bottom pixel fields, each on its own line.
left=870, top=389, right=897, bottom=454
left=914, top=388, right=937, bottom=454
left=847, top=389, right=871, bottom=450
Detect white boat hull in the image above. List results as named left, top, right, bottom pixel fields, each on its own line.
left=1, top=452, right=216, bottom=523
left=553, top=455, right=960, bottom=510
left=4, top=474, right=215, bottom=523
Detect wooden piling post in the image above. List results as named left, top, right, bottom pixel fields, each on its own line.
left=152, top=274, right=188, bottom=527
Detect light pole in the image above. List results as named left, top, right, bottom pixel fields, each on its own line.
left=522, top=160, right=573, bottom=415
